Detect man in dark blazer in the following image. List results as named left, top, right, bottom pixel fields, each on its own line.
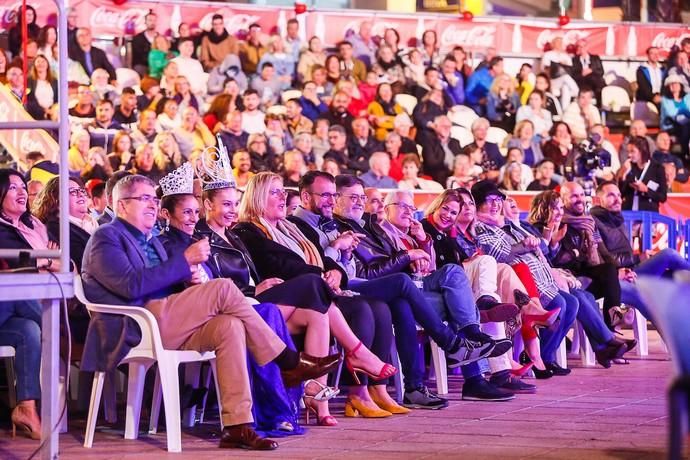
left=419, top=115, right=462, bottom=185
left=635, top=46, right=666, bottom=106
left=572, top=40, right=606, bottom=106
left=69, top=27, right=117, bottom=83
left=130, top=11, right=158, bottom=76
left=80, top=174, right=337, bottom=450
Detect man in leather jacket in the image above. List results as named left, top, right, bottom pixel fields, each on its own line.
left=333, top=175, right=518, bottom=403
left=592, top=181, right=690, bottom=274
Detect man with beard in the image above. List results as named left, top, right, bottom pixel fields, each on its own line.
left=285, top=99, right=313, bottom=138
left=553, top=182, right=625, bottom=329
left=200, top=14, right=239, bottom=71
left=131, top=109, right=159, bottom=149
left=232, top=149, right=254, bottom=187
left=131, top=11, right=158, bottom=76
left=114, top=87, right=139, bottom=131
left=87, top=99, right=122, bottom=153
left=320, top=91, right=355, bottom=135
left=218, top=111, right=250, bottom=153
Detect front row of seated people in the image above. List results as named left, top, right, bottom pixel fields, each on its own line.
left=2, top=146, right=688, bottom=447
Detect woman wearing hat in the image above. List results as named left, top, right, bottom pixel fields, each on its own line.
left=661, top=74, right=690, bottom=160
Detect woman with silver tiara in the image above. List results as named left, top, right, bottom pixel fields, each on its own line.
left=157, top=155, right=326, bottom=435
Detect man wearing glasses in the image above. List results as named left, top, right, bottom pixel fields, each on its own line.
left=334, top=179, right=515, bottom=403
left=81, top=174, right=339, bottom=450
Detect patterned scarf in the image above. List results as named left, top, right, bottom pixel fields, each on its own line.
left=561, top=211, right=602, bottom=266
left=255, top=217, right=324, bottom=269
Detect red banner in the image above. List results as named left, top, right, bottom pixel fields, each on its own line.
left=1, top=0, right=688, bottom=59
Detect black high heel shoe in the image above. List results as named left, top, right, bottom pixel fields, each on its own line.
left=532, top=367, right=554, bottom=379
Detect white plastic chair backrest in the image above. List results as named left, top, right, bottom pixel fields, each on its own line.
left=450, top=125, right=474, bottom=147
left=74, top=274, right=161, bottom=357
left=601, top=86, right=631, bottom=110
left=116, top=68, right=141, bottom=90
left=395, top=94, right=418, bottom=115
left=637, top=276, right=690, bottom=377
left=281, top=89, right=302, bottom=103
left=487, top=127, right=508, bottom=146
left=266, top=105, right=287, bottom=116
left=604, top=71, right=618, bottom=86
left=448, top=105, right=479, bottom=128
left=0, top=346, right=15, bottom=358
left=630, top=101, right=660, bottom=126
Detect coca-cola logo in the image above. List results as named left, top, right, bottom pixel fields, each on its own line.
left=440, top=25, right=495, bottom=49
left=1, top=2, right=33, bottom=27
left=90, top=6, right=149, bottom=34
left=651, top=32, right=690, bottom=51
left=536, top=29, right=591, bottom=50
left=199, top=12, right=260, bottom=34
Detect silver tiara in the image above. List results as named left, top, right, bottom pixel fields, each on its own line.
left=196, top=135, right=237, bottom=191
left=159, top=162, right=194, bottom=197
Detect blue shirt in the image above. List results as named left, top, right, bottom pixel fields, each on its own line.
left=359, top=171, right=398, bottom=189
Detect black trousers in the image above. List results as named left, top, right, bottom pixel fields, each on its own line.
left=579, top=262, right=621, bottom=327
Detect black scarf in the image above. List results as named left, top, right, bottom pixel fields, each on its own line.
left=590, top=205, right=625, bottom=227
left=377, top=57, right=398, bottom=71
left=376, top=96, right=397, bottom=116
left=206, top=28, right=230, bottom=45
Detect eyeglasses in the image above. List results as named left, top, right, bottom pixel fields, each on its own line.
left=269, top=188, right=288, bottom=197
left=121, top=194, right=160, bottom=205
left=485, top=196, right=504, bottom=205
left=69, top=187, right=88, bottom=197
left=343, top=194, right=368, bottom=203
left=309, top=191, right=340, bottom=200
left=388, top=202, right=417, bottom=213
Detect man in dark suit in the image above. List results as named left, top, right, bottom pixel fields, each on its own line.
left=572, top=39, right=606, bottom=106
left=131, top=11, right=158, bottom=77
left=635, top=46, right=666, bottom=106
left=419, top=115, right=462, bottom=185
left=347, top=117, right=383, bottom=161
left=80, top=175, right=338, bottom=450
left=69, top=27, right=117, bottom=83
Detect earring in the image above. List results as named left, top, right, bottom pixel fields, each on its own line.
left=164, top=218, right=170, bottom=232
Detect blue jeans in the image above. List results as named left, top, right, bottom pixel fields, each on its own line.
left=539, top=291, right=578, bottom=363
left=350, top=273, right=461, bottom=390
left=423, top=290, right=484, bottom=380
left=569, top=289, right=614, bottom=350
left=635, top=248, right=690, bottom=276
left=0, top=300, right=42, bottom=401
left=620, top=279, right=654, bottom=325
left=422, top=264, right=479, bottom=331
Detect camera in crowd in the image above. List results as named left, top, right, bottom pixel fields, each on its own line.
left=574, top=133, right=611, bottom=179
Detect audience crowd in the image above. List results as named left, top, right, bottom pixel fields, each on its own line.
left=1, top=6, right=689, bottom=451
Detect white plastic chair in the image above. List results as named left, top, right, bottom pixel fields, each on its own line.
left=115, top=68, right=141, bottom=91
left=450, top=125, right=474, bottom=147
left=448, top=105, right=479, bottom=129
left=74, top=275, right=219, bottom=453
left=395, top=94, right=418, bottom=116
left=266, top=105, right=287, bottom=116
left=601, top=85, right=631, bottom=112
left=281, top=89, right=302, bottom=104
left=630, top=101, right=660, bottom=128
left=487, top=127, right=509, bottom=146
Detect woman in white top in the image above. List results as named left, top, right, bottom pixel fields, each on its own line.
left=27, top=54, right=57, bottom=120
left=540, top=37, right=579, bottom=109
left=397, top=154, right=444, bottom=191
left=515, top=89, right=553, bottom=139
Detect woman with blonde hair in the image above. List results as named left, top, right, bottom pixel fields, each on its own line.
left=487, top=73, right=520, bottom=132
left=506, top=119, right=545, bottom=167
left=81, top=147, right=114, bottom=182
left=235, top=172, right=398, bottom=425
left=148, top=34, right=178, bottom=79
left=152, top=131, right=184, bottom=173
left=68, top=130, right=91, bottom=174
left=297, top=36, right=327, bottom=82
left=498, top=147, right=534, bottom=190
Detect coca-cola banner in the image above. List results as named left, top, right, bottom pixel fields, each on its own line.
left=1, top=0, right=687, bottom=58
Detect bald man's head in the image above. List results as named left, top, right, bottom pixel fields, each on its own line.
left=560, top=181, right=587, bottom=216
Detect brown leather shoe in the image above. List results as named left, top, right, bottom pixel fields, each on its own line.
left=219, top=424, right=278, bottom=450
left=477, top=297, right=520, bottom=323
left=281, top=352, right=342, bottom=388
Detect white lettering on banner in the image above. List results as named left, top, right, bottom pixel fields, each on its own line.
left=199, top=12, right=260, bottom=34
left=90, top=6, right=149, bottom=34
left=536, top=29, right=591, bottom=49
left=440, top=26, right=495, bottom=49
left=1, top=2, right=24, bottom=26
left=651, top=32, right=690, bottom=51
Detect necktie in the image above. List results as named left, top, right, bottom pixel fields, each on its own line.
left=84, top=50, right=94, bottom=75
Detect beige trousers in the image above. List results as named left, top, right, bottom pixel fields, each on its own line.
left=146, top=279, right=286, bottom=427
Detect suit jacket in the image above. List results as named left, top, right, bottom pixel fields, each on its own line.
left=233, top=221, right=333, bottom=284
left=571, top=54, right=605, bottom=89
left=419, top=130, right=462, bottom=185
left=620, top=160, right=667, bottom=212
left=131, top=32, right=153, bottom=69
left=80, top=218, right=191, bottom=371
left=334, top=214, right=411, bottom=279
left=635, top=65, right=666, bottom=103
left=69, top=46, right=117, bottom=82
